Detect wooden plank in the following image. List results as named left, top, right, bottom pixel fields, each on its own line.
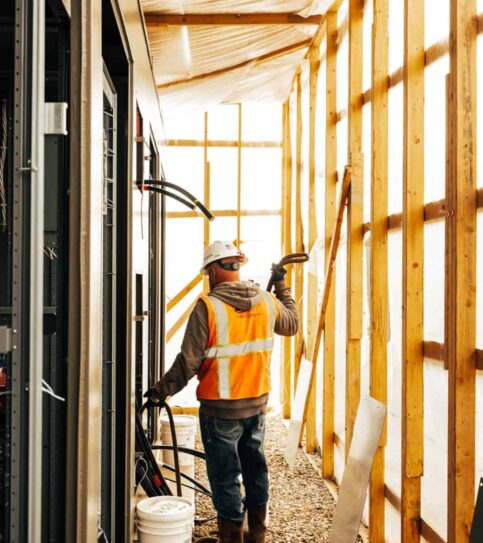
left=477, top=350, right=483, bottom=371
left=166, top=139, right=281, bottom=148
left=305, top=168, right=352, bottom=433
left=369, top=0, right=389, bottom=539
left=283, top=99, right=294, bottom=420
left=236, top=104, right=242, bottom=248
left=293, top=72, right=305, bottom=387
left=478, top=186, right=483, bottom=208
left=423, top=341, right=445, bottom=361
left=401, top=1, right=424, bottom=540
left=167, top=274, right=203, bottom=312
left=157, top=39, right=312, bottom=90
left=145, top=13, right=324, bottom=26
left=203, top=112, right=210, bottom=293
left=346, top=0, right=364, bottom=457
left=447, top=1, right=477, bottom=539
left=166, top=299, right=198, bottom=343
left=322, top=9, right=338, bottom=480
left=305, top=43, right=320, bottom=453
left=166, top=209, right=281, bottom=219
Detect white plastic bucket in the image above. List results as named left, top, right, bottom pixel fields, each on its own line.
left=136, top=496, right=194, bottom=543
left=160, top=415, right=197, bottom=467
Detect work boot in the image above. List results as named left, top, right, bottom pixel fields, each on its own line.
left=217, top=517, right=244, bottom=543
left=244, top=505, right=267, bottom=543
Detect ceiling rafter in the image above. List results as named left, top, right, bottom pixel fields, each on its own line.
left=145, top=13, right=324, bottom=26
left=156, top=37, right=313, bottom=90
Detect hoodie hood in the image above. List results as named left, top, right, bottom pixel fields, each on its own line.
left=209, top=280, right=264, bottom=311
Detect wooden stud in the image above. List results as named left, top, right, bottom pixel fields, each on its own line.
left=369, top=0, right=389, bottom=539
left=447, top=1, right=477, bottom=540
left=346, top=0, right=364, bottom=455
left=166, top=139, right=281, bottom=148
left=283, top=99, right=294, bottom=420
left=145, top=13, right=324, bottom=26
left=203, top=112, right=210, bottom=293
left=305, top=168, right=352, bottom=431
left=305, top=43, right=320, bottom=453
left=322, top=10, right=338, bottom=479
left=401, top=0, right=424, bottom=540
left=236, top=104, right=242, bottom=248
left=167, top=274, right=203, bottom=312
left=157, top=39, right=312, bottom=90
left=293, top=72, right=305, bottom=386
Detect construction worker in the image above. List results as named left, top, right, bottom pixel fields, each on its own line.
left=145, top=240, right=298, bottom=543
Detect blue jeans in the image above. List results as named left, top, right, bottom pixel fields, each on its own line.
left=199, top=413, right=268, bottom=524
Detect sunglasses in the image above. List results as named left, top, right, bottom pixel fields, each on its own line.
left=216, top=260, right=240, bottom=271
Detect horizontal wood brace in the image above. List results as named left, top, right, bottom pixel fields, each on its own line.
left=166, top=139, right=282, bottom=148
left=145, top=13, right=324, bottom=25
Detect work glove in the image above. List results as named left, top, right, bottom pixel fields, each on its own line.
left=270, top=263, right=287, bottom=283
left=143, top=386, right=167, bottom=408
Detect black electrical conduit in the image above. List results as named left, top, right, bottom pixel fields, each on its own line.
left=136, top=179, right=215, bottom=221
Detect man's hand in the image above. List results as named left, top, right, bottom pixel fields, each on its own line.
left=270, top=263, right=287, bottom=283
left=143, top=387, right=167, bottom=408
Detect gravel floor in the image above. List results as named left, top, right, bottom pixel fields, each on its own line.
left=192, top=412, right=364, bottom=542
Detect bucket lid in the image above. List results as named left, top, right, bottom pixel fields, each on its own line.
left=137, top=496, right=194, bottom=522
left=160, top=414, right=197, bottom=427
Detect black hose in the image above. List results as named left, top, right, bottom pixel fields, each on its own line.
left=141, top=186, right=196, bottom=210
left=161, top=462, right=212, bottom=496
left=150, top=444, right=206, bottom=460
left=266, top=252, right=310, bottom=292
left=162, top=402, right=183, bottom=497
left=137, top=179, right=215, bottom=221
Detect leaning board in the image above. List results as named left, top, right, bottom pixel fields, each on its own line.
left=328, top=396, right=386, bottom=543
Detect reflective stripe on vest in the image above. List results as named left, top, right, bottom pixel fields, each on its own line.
left=203, top=291, right=276, bottom=399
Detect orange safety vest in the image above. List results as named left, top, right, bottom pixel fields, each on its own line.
left=197, top=291, right=279, bottom=400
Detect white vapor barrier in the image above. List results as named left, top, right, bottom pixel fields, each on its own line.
left=477, top=213, right=483, bottom=510
left=241, top=148, right=282, bottom=210
left=387, top=82, right=403, bottom=215
left=208, top=104, right=239, bottom=140
left=424, top=221, right=445, bottom=342
left=242, top=102, right=282, bottom=142
left=208, top=147, right=238, bottom=209
left=162, top=146, right=204, bottom=210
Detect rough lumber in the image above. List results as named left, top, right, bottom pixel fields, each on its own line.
left=166, top=299, right=198, bottom=342
left=304, top=168, right=352, bottom=433
left=166, top=139, right=281, bottom=148
left=401, top=1, right=424, bottom=540
left=166, top=209, right=281, bottom=219
left=346, top=0, right=364, bottom=457
left=369, top=0, right=389, bottom=539
left=447, top=1, right=477, bottom=539
left=322, top=10, right=338, bottom=479
left=167, top=274, right=203, bottom=312
left=305, top=43, right=320, bottom=452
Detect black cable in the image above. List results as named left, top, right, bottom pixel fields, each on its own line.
left=142, top=186, right=196, bottom=210
left=150, top=444, right=206, bottom=460
left=162, top=402, right=183, bottom=497
left=137, top=179, right=215, bottom=221
left=161, top=462, right=212, bottom=496
left=266, top=252, right=310, bottom=292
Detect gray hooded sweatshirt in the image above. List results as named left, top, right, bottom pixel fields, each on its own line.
left=156, top=279, right=298, bottom=419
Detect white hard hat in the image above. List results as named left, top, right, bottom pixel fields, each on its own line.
left=200, top=241, right=248, bottom=275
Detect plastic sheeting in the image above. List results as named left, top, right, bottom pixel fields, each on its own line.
left=141, top=1, right=330, bottom=116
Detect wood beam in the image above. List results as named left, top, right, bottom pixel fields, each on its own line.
left=167, top=274, right=203, bottom=312
left=166, top=299, right=199, bottom=342
left=166, top=209, right=281, bottom=219
left=346, top=0, right=364, bottom=456
left=305, top=43, right=320, bottom=453
left=166, top=139, right=281, bottom=148
left=401, top=0, right=424, bottom=540
left=203, top=112, right=210, bottom=293
left=157, top=39, right=312, bottom=90
left=447, top=0, right=477, bottom=539
left=293, top=72, right=305, bottom=389
left=283, top=99, right=294, bottom=419
left=145, top=13, right=324, bottom=26
left=322, top=10, right=338, bottom=479
left=369, top=0, right=388, bottom=540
